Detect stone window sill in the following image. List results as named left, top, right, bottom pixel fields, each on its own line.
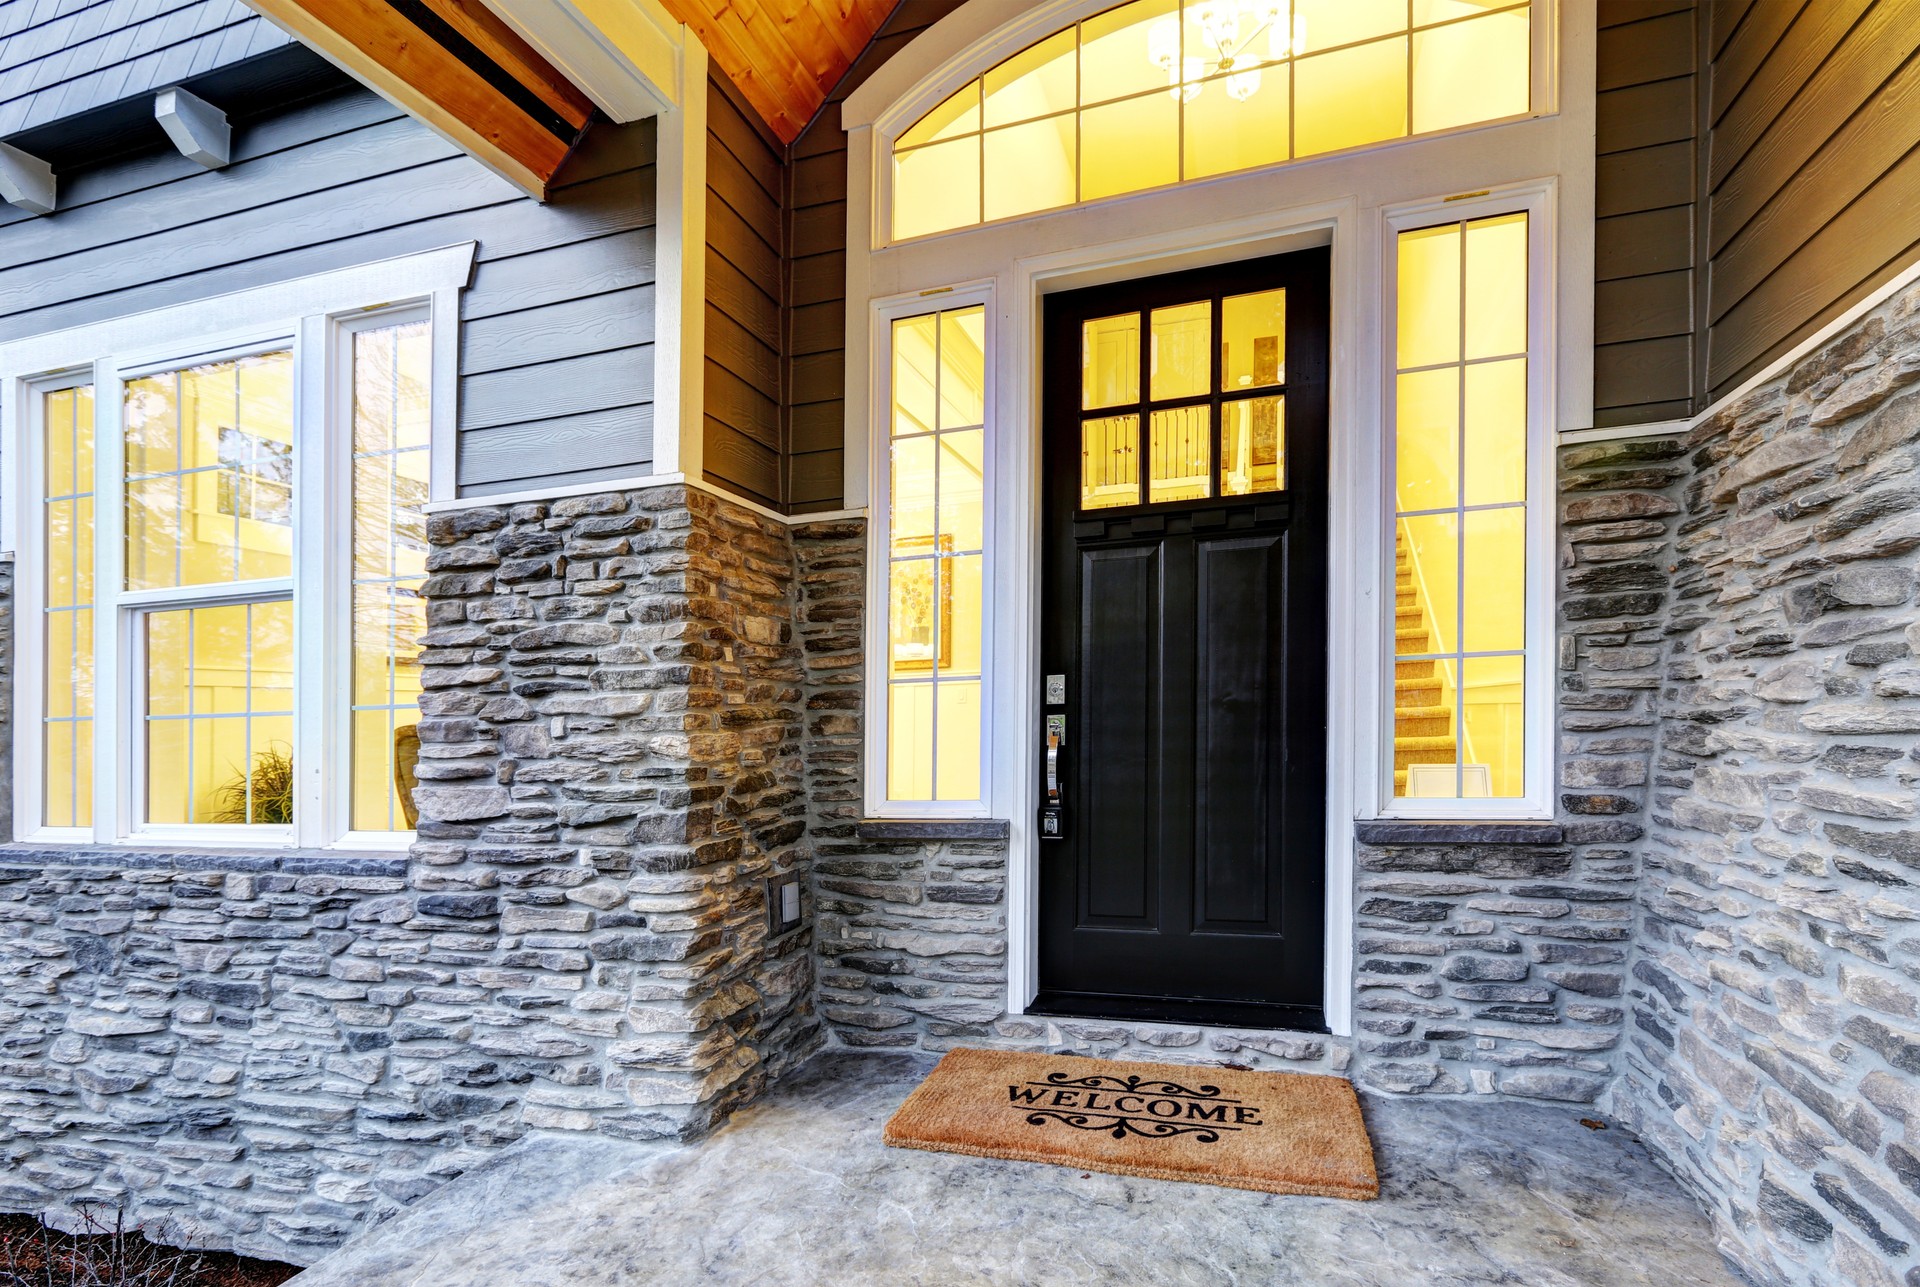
left=0, top=843, right=409, bottom=876
left=1353, top=821, right=1564, bottom=846
left=855, top=819, right=1010, bottom=841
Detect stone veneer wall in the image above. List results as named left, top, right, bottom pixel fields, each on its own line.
left=1616, top=281, right=1920, bottom=1287
left=794, top=440, right=1678, bottom=1098
left=0, top=484, right=819, bottom=1263
left=1348, top=436, right=1683, bottom=1101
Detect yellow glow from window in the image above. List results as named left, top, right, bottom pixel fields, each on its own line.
left=1149, top=405, right=1211, bottom=503
left=1150, top=301, right=1211, bottom=401
left=145, top=601, right=295, bottom=825
left=1391, top=211, right=1529, bottom=801
left=892, top=1, right=1532, bottom=239
left=124, top=351, right=294, bottom=592
left=1222, top=395, right=1284, bottom=496
left=1412, top=9, right=1530, bottom=136
left=350, top=320, right=431, bottom=833
left=1082, top=414, right=1141, bottom=509
left=1293, top=36, right=1407, bottom=160
left=43, top=383, right=95, bottom=829
left=887, top=306, right=988, bottom=803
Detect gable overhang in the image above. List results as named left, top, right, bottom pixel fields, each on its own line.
left=243, top=0, right=599, bottom=198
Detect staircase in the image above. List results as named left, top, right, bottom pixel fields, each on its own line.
left=1393, top=528, right=1458, bottom=795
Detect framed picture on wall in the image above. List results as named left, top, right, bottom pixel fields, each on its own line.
left=890, top=533, right=955, bottom=673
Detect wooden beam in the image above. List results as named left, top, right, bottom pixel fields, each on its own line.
left=245, top=0, right=591, bottom=196
left=417, top=0, right=597, bottom=128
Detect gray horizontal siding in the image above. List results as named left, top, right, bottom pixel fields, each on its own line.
left=0, top=0, right=291, bottom=136
left=0, top=84, right=658, bottom=498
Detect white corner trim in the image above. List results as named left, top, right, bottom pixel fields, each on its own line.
left=480, top=0, right=683, bottom=120
left=650, top=35, right=708, bottom=484
left=426, top=471, right=864, bottom=529
left=426, top=471, right=690, bottom=512
left=1558, top=418, right=1689, bottom=445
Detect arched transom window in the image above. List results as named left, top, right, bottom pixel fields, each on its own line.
left=892, top=0, right=1533, bottom=240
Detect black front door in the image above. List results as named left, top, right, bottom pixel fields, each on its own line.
left=1037, top=248, right=1329, bottom=1032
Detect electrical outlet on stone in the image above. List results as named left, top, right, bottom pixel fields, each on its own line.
left=767, top=876, right=803, bottom=935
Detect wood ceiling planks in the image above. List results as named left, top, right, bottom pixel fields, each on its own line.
left=657, top=0, right=898, bottom=142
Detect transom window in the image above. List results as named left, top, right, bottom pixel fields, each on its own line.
left=1078, top=287, right=1287, bottom=509
left=892, top=0, right=1533, bottom=240
left=28, top=309, right=433, bottom=843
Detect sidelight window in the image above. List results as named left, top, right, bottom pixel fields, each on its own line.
left=891, top=0, right=1534, bottom=241
left=1388, top=205, right=1539, bottom=807
left=880, top=305, right=989, bottom=808
left=23, top=309, right=436, bottom=843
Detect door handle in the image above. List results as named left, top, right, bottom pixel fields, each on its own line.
left=1041, top=714, right=1066, bottom=840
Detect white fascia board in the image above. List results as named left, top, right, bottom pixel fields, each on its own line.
left=480, top=0, right=685, bottom=120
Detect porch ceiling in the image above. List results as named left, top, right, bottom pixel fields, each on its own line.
left=656, top=0, right=897, bottom=142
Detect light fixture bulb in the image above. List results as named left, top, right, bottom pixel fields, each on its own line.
left=1226, top=68, right=1261, bottom=101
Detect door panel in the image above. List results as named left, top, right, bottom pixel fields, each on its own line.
left=1079, top=544, right=1159, bottom=926
left=1194, top=532, right=1284, bottom=933
left=1037, top=248, right=1329, bottom=1032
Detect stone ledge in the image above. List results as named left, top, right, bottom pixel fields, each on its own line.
left=0, top=844, right=409, bottom=877
left=1353, top=821, right=1565, bottom=846
left=855, top=819, right=1010, bottom=841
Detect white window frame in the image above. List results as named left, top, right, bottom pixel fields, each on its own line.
left=4, top=244, right=473, bottom=850
left=1378, top=182, right=1557, bottom=821
left=863, top=281, right=998, bottom=819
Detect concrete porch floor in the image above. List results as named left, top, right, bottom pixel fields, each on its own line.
left=289, top=1052, right=1740, bottom=1286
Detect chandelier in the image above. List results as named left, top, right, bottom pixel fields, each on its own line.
left=1148, top=3, right=1301, bottom=103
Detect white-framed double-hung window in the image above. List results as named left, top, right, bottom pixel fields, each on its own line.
left=12, top=257, right=459, bottom=849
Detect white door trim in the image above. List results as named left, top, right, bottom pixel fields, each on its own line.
left=996, top=200, right=1362, bottom=1034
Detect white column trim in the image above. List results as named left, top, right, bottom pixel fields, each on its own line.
left=650, top=36, right=708, bottom=483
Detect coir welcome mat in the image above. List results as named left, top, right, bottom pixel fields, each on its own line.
left=883, top=1047, right=1378, bottom=1199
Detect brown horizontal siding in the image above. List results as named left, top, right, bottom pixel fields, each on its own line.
left=1593, top=0, right=1701, bottom=428
left=703, top=66, right=784, bottom=509
left=783, top=0, right=970, bottom=512
left=1704, top=0, right=1920, bottom=398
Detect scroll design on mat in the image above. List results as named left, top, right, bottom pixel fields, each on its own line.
left=1007, top=1067, right=1265, bottom=1143
left=1022, top=1108, right=1227, bottom=1142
